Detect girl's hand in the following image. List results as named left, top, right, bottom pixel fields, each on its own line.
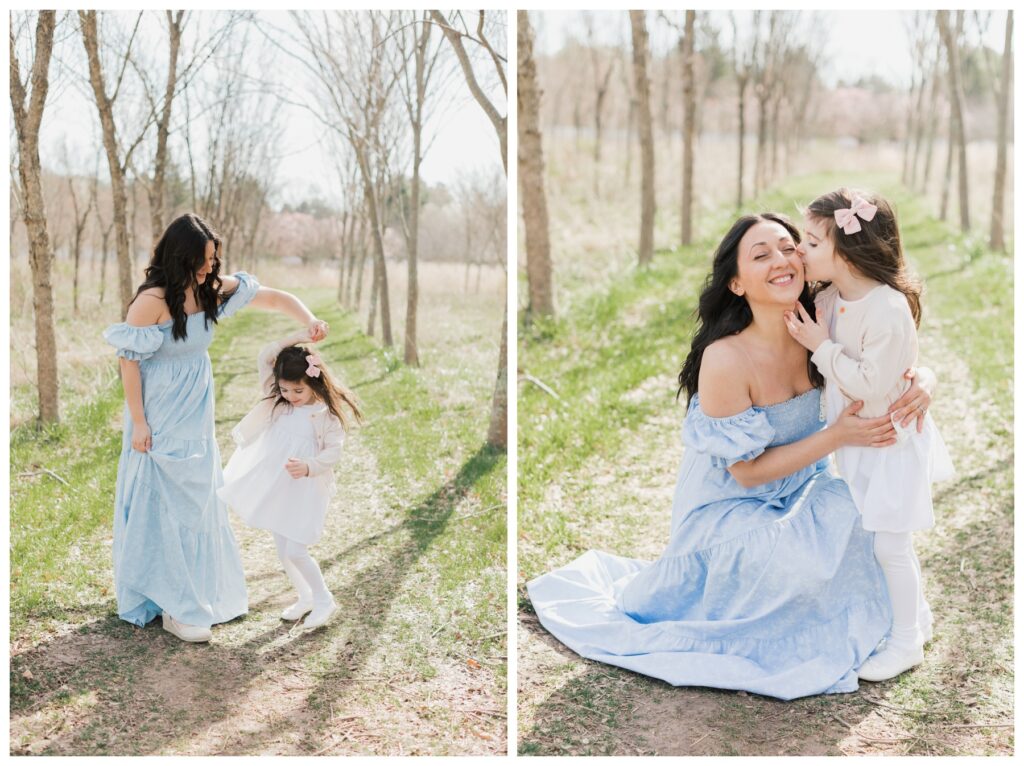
left=829, top=401, right=897, bottom=448
left=887, top=368, right=934, bottom=432
left=285, top=458, right=309, bottom=478
left=132, top=421, right=153, bottom=453
left=308, top=319, right=329, bottom=343
left=784, top=302, right=829, bottom=353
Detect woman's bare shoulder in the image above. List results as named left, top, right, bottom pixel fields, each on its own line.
left=698, top=337, right=753, bottom=416
left=126, top=290, right=168, bottom=326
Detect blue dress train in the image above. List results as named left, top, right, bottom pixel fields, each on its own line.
left=527, top=388, right=893, bottom=700
left=103, top=273, right=260, bottom=628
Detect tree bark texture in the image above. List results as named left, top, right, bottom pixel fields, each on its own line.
left=80, top=10, right=135, bottom=314
left=517, top=10, right=554, bottom=317
left=937, top=10, right=970, bottom=232
left=630, top=11, right=655, bottom=266
left=10, top=11, right=60, bottom=423
left=680, top=10, right=696, bottom=246
left=989, top=10, right=1012, bottom=252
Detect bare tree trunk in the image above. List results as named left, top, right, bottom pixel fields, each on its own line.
left=68, top=177, right=93, bottom=315
left=485, top=307, right=507, bottom=448
left=939, top=129, right=954, bottom=221
left=736, top=78, right=747, bottom=208
left=630, top=11, right=655, bottom=267
left=149, top=11, right=184, bottom=247
left=937, top=10, right=970, bottom=232
left=358, top=148, right=391, bottom=346
left=591, top=58, right=614, bottom=195
left=80, top=11, right=135, bottom=315
left=989, top=10, right=1012, bottom=252
left=10, top=11, right=60, bottom=423
left=921, top=47, right=943, bottom=190
left=518, top=10, right=554, bottom=317
left=680, top=10, right=696, bottom=246
left=909, top=62, right=931, bottom=189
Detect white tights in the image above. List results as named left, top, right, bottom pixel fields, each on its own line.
left=873, top=531, right=926, bottom=649
left=272, top=533, right=332, bottom=606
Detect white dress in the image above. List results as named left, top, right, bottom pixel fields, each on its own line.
left=219, top=403, right=333, bottom=544
left=813, top=285, right=954, bottom=533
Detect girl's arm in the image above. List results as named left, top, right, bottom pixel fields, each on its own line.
left=699, top=341, right=896, bottom=490
left=788, top=301, right=911, bottom=404
left=256, top=328, right=314, bottom=396
left=287, top=418, right=345, bottom=478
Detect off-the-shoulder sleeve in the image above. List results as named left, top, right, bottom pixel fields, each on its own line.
left=103, top=323, right=164, bottom=361
left=218, top=272, right=261, bottom=318
left=683, top=402, right=776, bottom=468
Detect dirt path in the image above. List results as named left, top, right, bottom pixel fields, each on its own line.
left=11, top=302, right=506, bottom=756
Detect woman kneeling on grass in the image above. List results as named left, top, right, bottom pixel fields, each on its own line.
left=103, top=213, right=328, bottom=643
left=528, top=212, right=936, bottom=700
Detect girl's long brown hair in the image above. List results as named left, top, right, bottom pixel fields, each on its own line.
left=270, top=346, right=364, bottom=430
left=806, top=188, right=922, bottom=326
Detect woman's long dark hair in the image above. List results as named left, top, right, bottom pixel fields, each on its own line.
left=676, top=212, right=823, bottom=404
left=806, top=187, right=922, bottom=326
left=270, top=346, right=364, bottom=431
left=128, top=213, right=224, bottom=341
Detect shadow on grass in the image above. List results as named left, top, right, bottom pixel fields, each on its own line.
left=10, top=444, right=503, bottom=756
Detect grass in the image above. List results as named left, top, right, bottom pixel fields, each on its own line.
left=10, top=262, right=507, bottom=755
left=517, top=170, right=1013, bottom=756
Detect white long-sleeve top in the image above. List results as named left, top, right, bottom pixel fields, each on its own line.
left=810, top=283, right=917, bottom=419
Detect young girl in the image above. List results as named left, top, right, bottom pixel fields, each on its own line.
left=218, top=328, right=362, bottom=629
left=784, top=188, right=954, bottom=682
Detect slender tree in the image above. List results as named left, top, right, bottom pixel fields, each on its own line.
left=680, top=10, right=696, bottom=245
left=10, top=10, right=60, bottom=423
left=630, top=11, right=655, bottom=266
left=518, top=10, right=554, bottom=317
left=937, top=10, right=970, bottom=232
left=989, top=10, right=1013, bottom=252
left=431, top=9, right=508, bottom=448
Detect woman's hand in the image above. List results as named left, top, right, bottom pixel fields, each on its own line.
left=285, top=458, right=310, bottom=478
left=829, top=401, right=897, bottom=448
left=132, top=421, right=153, bottom=453
left=308, top=319, right=329, bottom=343
left=784, top=302, right=829, bottom=353
left=887, top=368, right=934, bottom=432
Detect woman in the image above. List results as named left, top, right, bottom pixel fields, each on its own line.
left=103, top=213, right=329, bottom=643
left=527, top=213, right=934, bottom=700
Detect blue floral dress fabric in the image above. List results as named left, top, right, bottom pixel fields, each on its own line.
left=527, top=388, right=893, bottom=700
left=103, top=273, right=260, bottom=628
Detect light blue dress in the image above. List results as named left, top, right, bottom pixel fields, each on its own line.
left=103, top=273, right=260, bottom=628
left=527, top=388, right=893, bottom=700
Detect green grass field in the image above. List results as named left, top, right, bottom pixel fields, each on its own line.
left=10, top=272, right=507, bottom=755
left=517, top=172, right=1013, bottom=756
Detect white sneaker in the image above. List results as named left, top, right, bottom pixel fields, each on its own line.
left=858, top=642, right=924, bottom=682
left=301, top=599, right=338, bottom=630
left=162, top=613, right=212, bottom=643
left=281, top=599, right=313, bottom=621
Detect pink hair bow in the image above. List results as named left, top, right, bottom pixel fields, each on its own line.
left=833, top=195, right=878, bottom=235
left=305, top=353, right=323, bottom=378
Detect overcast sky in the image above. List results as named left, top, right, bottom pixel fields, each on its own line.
left=32, top=10, right=506, bottom=207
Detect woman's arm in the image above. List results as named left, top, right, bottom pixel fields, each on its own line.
left=728, top=402, right=896, bottom=488
left=698, top=340, right=896, bottom=490
left=246, top=285, right=328, bottom=340
left=120, top=358, right=151, bottom=452
left=888, top=366, right=936, bottom=431
left=121, top=294, right=164, bottom=453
